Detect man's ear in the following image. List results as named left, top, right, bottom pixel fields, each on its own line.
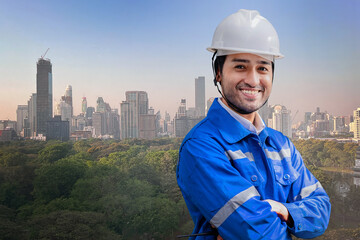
left=213, top=71, right=221, bottom=86
left=216, top=71, right=222, bottom=85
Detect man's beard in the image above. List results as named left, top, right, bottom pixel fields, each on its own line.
left=221, top=83, right=269, bottom=115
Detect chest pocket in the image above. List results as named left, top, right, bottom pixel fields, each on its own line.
left=226, top=149, right=264, bottom=187
left=265, top=148, right=299, bottom=186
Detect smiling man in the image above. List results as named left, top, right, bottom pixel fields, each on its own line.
left=176, top=9, right=331, bottom=239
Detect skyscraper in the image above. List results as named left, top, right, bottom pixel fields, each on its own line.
left=27, top=93, right=37, bottom=137
left=36, top=58, right=52, bottom=135
left=16, top=105, right=28, bottom=135
left=120, top=91, right=149, bottom=139
left=272, top=105, right=292, bottom=138
left=195, top=76, right=205, bottom=117
left=61, top=85, right=73, bottom=116
left=353, top=108, right=360, bottom=140
left=82, top=97, right=87, bottom=114
left=177, top=99, right=187, bottom=118
left=54, top=100, right=72, bottom=122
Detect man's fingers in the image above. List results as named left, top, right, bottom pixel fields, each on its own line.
left=211, top=224, right=223, bottom=240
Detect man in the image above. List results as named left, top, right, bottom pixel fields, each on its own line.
left=176, top=9, right=331, bottom=239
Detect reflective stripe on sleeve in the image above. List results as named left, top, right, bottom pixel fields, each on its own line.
left=265, top=148, right=291, bottom=161
left=225, top=149, right=255, bottom=162
left=210, top=186, right=260, bottom=228
left=296, top=181, right=323, bottom=200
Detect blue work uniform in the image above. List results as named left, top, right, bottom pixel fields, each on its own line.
left=176, top=98, right=331, bottom=239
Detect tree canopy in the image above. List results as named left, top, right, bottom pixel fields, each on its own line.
left=0, top=138, right=357, bottom=239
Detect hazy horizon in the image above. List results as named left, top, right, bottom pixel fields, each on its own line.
left=1, top=0, right=359, bottom=123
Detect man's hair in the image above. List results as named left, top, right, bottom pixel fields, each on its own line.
left=214, top=55, right=227, bottom=78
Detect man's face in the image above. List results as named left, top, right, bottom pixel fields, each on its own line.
left=218, top=53, right=273, bottom=114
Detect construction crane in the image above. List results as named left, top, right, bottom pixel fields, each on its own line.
left=292, top=109, right=299, bottom=123
left=41, top=48, right=50, bottom=59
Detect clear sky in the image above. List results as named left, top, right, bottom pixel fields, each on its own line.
left=0, top=0, right=359, bottom=123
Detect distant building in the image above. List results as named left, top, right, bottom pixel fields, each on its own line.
left=0, top=120, right=17, bottom=131
left=27, top=93, right=37, bottom=138
left=92, top=112, right=105, bottom=137
left=91, top=98, right=119, bottom=139
left=258, top=101, right=273, bottom=126
left=332, top=116, right=348, bottom=135
left=16, top=105, right=28, bottom=135
left=174, top=117, right=202, bottom=137
left=70, top=130, right=92, bottom=141
left=86, top=106, right=94, bottom=119
left=174, top=99, right=203, bottom=137
left=195, top=76, right=205, bottom=117
left=139, top=114, right=156, bottom=139
left=72, top=114, right=86, bottom=132
left=0, top=129, right=18, bottom=141
left=120, top=91, right=149, bottom=139
left=36, top=58, right=52, bottom=135
left=109, top=109, right=120, bottom=139
left=353, top=108, right=360, bottom=140
left=55, top=100, right=72, bottom=122
left=61, top=85, right=73, bottom=116
left=82, top=97, right=87, bottom=114
left=46, top=116, right=69, bottom=141
left=177, top=99, right=187, bottom=118
left=271, top=105, right=292, bottom=138
left=300, top=107, right=331, bottom=138
left=304, top=112, right=312, bottom=126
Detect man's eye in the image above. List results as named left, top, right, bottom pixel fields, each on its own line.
left=235, top=65, right=245, bottom=69
left=258, top=67, right=268, bottom=72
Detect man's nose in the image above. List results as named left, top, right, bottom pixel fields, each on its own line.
left=244, top=68, right=260, bottom=87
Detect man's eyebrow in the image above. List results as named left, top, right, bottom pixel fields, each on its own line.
left=231, top=58, right=249, bottom=63
left=231, top=58, right=271, bottom=65
left=257, top=60, right=271, bottom=65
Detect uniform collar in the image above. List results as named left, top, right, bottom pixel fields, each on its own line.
left=217, top=98, right=265, bottom=134
left=207, top=98, right=253, bottom=144
left=207, top=98, right=273, bottom=146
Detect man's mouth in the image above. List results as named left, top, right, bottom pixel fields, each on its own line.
left=240, top=89, right=261, bottom=96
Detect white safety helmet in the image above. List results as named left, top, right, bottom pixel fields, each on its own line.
left=207, top=9, right=284, bottom=62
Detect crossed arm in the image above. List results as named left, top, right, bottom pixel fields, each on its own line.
left=177, top=138, right=330, bottom=239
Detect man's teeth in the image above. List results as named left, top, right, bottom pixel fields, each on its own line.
left=241, top=90, right=259, bottom=95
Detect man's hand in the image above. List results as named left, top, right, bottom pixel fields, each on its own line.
left=211, top=225, right=224, bottom=240
left=264, top=199, right=289, bottom=222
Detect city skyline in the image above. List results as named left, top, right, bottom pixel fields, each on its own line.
left=0, top=0, right=359, bottom=123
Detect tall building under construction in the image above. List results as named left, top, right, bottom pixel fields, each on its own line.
left=36, top=57, right=52, bottom=135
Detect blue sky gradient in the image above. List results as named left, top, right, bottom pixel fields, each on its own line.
left=1, top=0, right=359, bottom=122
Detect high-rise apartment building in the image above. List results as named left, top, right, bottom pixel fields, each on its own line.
left=92, top=112, right=105, bottom=137
left=55, top=100, right=72, bottom=122
left=96, top=97, right=106, bottom=113
left=82, top=97, right=87, bottom=114
left=195, top=76, right=205, bottom=117
left=353, top=108, right=360, bottom=140
left=36, top=58, right=52, bottom=135
left=120, top=91, right=149, bottom=139
left=46, top=116, right=69, bottom=141
left=272, top=105, right=292, bottom=138
left=258, top=101, right=273, bottom=126
left=177, top=99, right=187, bottom=118
left=27, top=93, right=37, bottom=137
left=174, top=98, right=203, bottom=137
left=61, top=85, right=73, bottom=116
left=16, top=105, right=28, bottom=135
left=86, top=106, right=95, bottom=119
